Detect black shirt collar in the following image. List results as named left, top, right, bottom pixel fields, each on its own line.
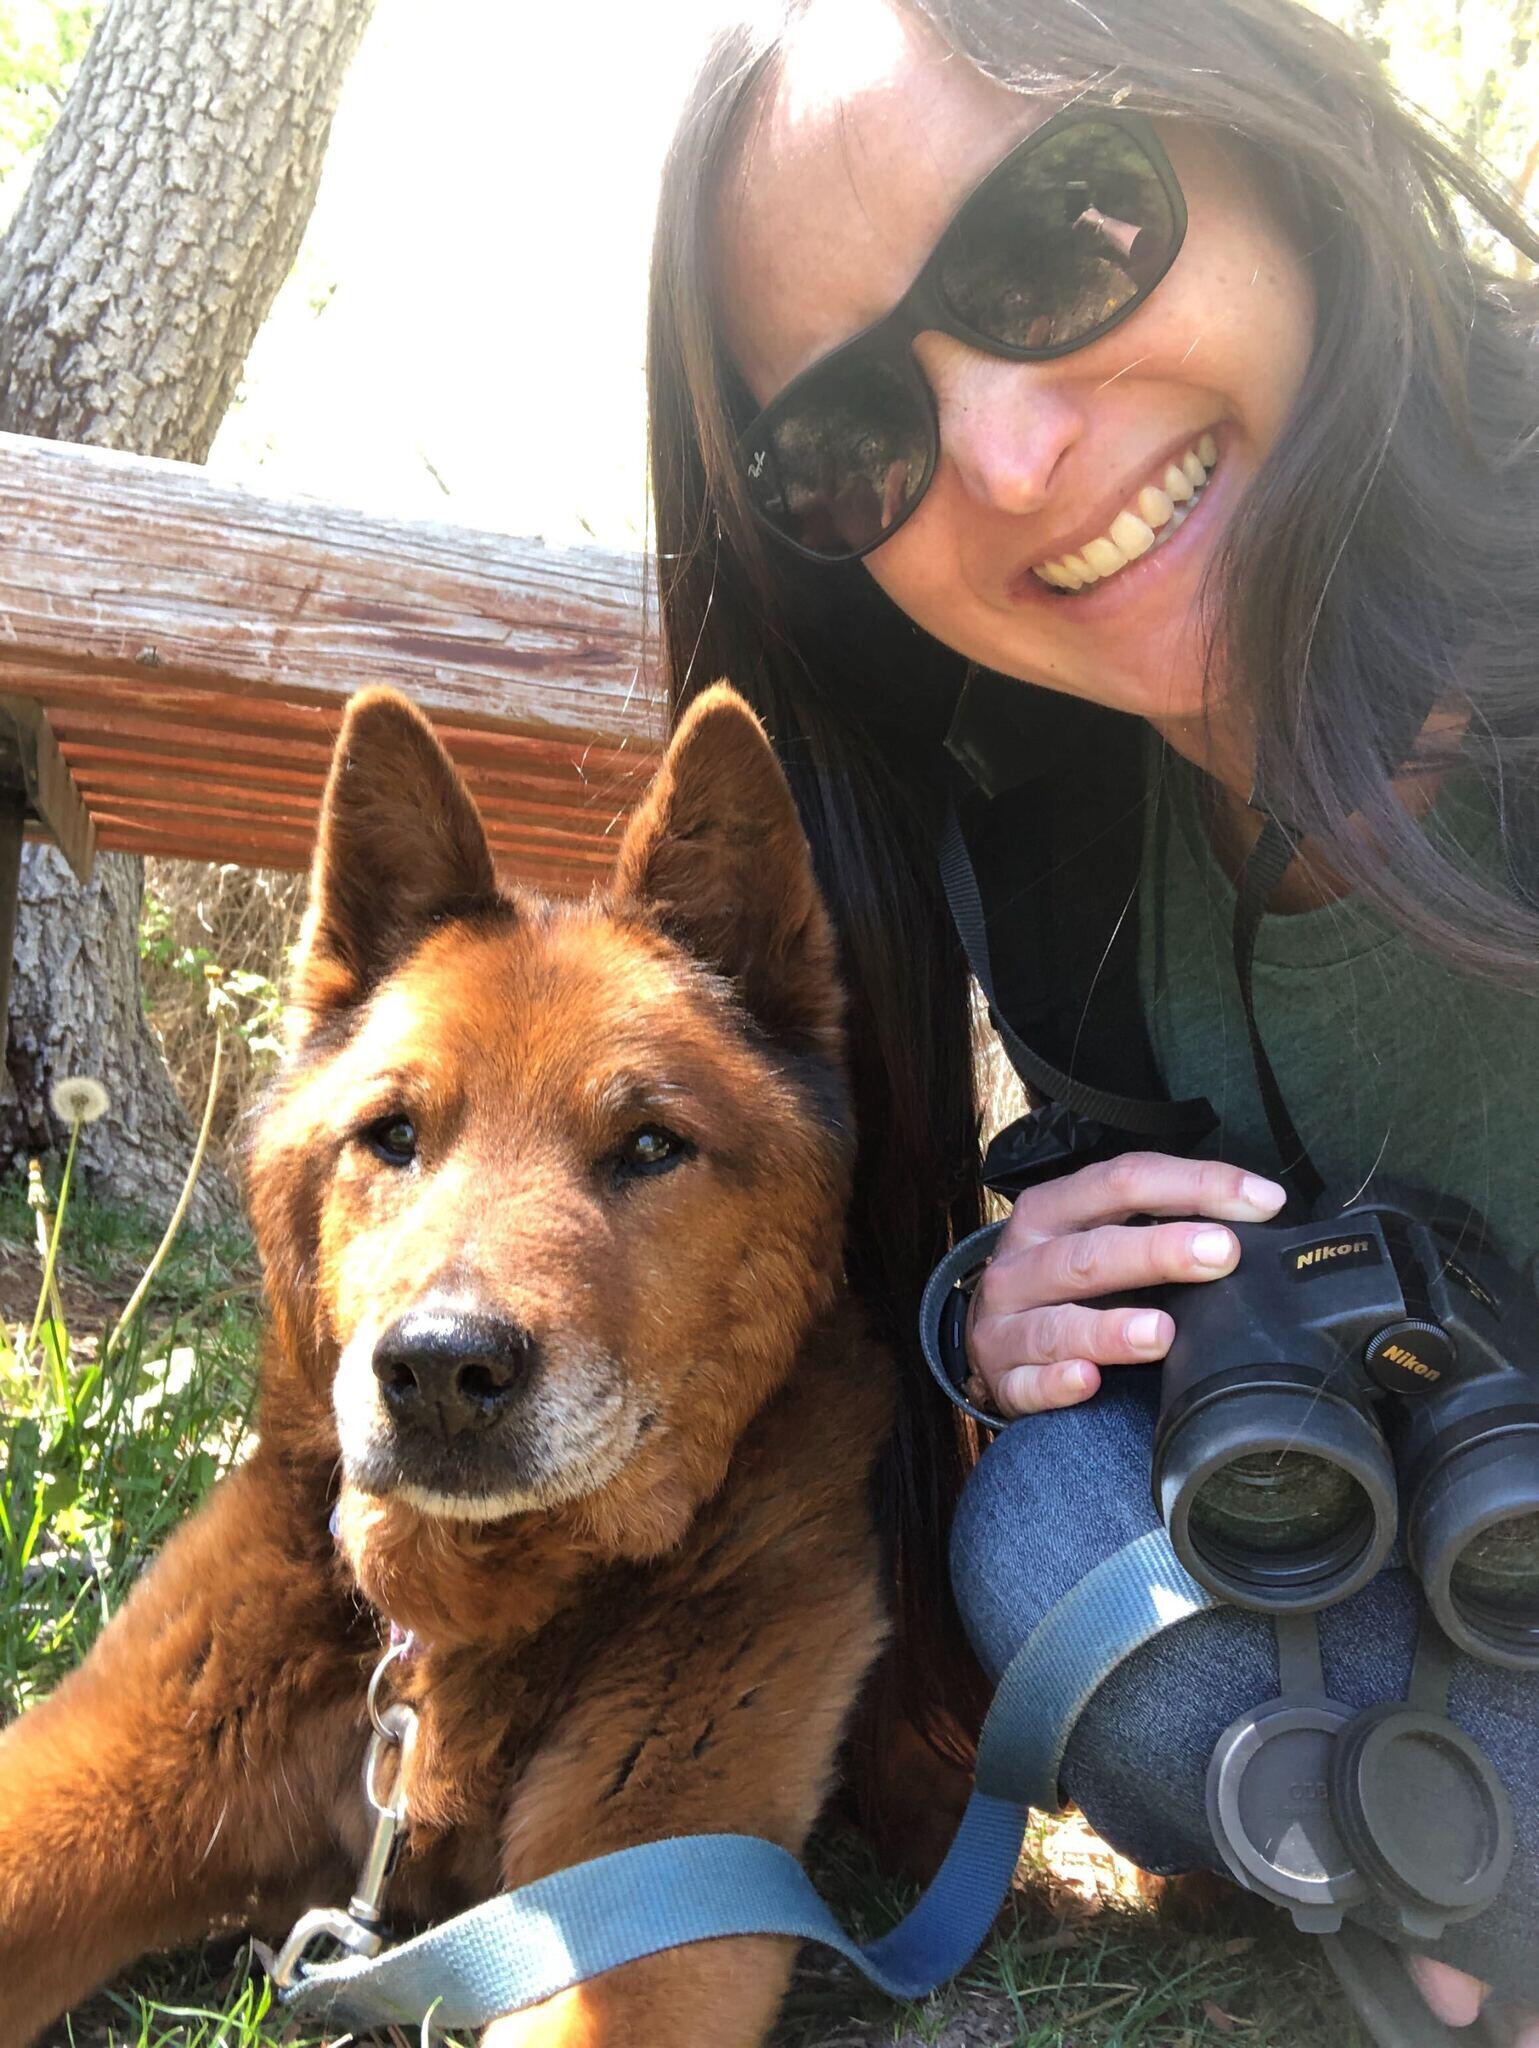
left=943, top=670, right=1130, bottom=802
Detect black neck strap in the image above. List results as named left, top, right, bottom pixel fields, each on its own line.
left=939, top=795, right=1325, bottom=1207
left=937, top=800, right=1213, bottom=1140
left=1406, top=1606, right=1459, bottom=1718
left=1274, top=1609, right=1328, bottom=1696
left=1233, top=813, right=1326, bottom=1208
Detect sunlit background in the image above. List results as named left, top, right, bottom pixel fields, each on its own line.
left=209, top=0, right=738, bottom=548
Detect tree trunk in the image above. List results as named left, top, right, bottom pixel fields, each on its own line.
left=6, top=843, right=231, bottom=1225
left=0, top=0, right=377, bottom=461
left=0, top=0, right=376, bottom=1219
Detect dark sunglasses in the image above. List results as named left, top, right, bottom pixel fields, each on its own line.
left=734, top=107, right=1187, bottom=564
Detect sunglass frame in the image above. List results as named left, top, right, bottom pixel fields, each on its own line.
left=734, top=106, right=1189, bottom=564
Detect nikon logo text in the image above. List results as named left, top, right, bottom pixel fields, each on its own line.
left=1295, top=1240, right=1370, bottom=1270
left=1382, top=1344, right=1441, bottom=1382
left=1285, top=1234, right=1384, bottom=1283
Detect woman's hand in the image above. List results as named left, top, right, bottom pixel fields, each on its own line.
left=964, top=1153, right=1287, bottom=1418
left=1408, top=1959, right=1539, bottom=2045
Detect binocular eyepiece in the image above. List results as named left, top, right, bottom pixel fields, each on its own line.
left=1152, top=1186, right=1539, bottom=1669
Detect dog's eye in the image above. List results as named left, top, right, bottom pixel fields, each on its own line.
left=617, top=1125, right=691, bottom=1178
left=363, top=1114, right=417, bottom=1166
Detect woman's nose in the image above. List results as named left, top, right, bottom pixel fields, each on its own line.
left=915, top=334, right=1083, bottom=516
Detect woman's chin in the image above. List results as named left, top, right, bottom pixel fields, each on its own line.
left=980, top=629, right=1218, bottom=732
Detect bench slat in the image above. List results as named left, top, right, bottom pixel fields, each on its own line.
left=0, top=433, right=668, bottom=884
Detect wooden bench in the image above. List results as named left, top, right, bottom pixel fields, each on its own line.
left=0, top=431, right=664, bottom=1040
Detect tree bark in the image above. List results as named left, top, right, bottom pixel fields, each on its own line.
left=6, top=843, right=232, bottom=1224
left=0, top=0, right=376, bottom=462
left=0, top=0, right=377, bottom=1220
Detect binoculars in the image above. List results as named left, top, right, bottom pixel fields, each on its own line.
left=1150, top=1183, right=1539, bottom=1668
left=923, top=1179, right=1539, bottom=1669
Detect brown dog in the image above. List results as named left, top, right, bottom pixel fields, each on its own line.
left=0, top=685, right=893, bottom=2047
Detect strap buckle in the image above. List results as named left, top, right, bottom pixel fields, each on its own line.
left=270, top=1649, right=419, bottom=1991
left=270, top=1904, right=386, bottom=1990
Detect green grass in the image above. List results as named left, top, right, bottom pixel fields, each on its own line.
left=51, top=1946, right=309, bottom=2048
left=0, top=1180, right=261, bottom=1718
left=773, top=1824, right=1364, bottom=2047
left=1, top=1182, right=1363, bottom=2047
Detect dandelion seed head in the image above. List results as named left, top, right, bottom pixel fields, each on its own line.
left=50, top=1075, right=111, bottom=1125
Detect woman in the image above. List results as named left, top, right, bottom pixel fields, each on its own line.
left=645, top=0, right=1539, bottom=2029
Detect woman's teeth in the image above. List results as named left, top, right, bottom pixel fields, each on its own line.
left=1032, top=432, right=1219, bottom=593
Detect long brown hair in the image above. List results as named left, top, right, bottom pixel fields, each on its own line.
left=645, top=0, right=1539, bottom=1761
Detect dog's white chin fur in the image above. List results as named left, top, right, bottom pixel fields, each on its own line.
left=332, top=1323, right=646, bottom=1523
left=392, top=1479, right=560, bottom=1522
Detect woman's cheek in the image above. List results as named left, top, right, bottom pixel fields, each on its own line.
left=861, top=497, right=1010, bottom=673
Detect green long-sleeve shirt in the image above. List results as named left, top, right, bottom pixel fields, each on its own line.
left=1138, top=743, right=1539, bottom=1260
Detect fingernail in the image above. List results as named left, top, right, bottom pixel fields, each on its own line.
left=1241, top=1174, right=1287, bottom=1213
left=1055, top=1361, right=1097, bottom=1402
left=1406, top=1956, right=1486, bottom=2028
left=1190, top=1228, right=1236, bottom=1271
left=1127, top=1311, right=1169, bottom=1353
left=999, top=1368, right=1033, bottom=1413
left=1510, top=2022, right=1539, bottom=2048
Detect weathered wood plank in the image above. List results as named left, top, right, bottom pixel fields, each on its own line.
left=87, top=810, right=615, bottom=889
left=46, top=697, right=648, bottom=785
left=64, top=746, right=623, bottom=826
left=0, top=699, right=95, bottom=881
left=0, top=432, right=669, bottom=886
left=0, top=433, right=664, bottom=742
left=74, top=766, right=623, bottom=853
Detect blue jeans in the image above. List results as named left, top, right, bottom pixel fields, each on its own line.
left=950, top=1368, right=1539, bottom=2001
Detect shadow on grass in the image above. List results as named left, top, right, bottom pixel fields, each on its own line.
left=771, top=1820, right=1364, bottom=2048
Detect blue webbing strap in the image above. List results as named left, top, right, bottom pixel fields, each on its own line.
left=279, top=1527, right=1217, bottom=2033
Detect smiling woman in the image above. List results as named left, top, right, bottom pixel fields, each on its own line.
left=647, top=0, right=1539, bottom=2033
left=714, top=55, right=1315, bottom=726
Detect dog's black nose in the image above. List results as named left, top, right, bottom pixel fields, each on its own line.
left=372, top=1309, right=534, bottom=1439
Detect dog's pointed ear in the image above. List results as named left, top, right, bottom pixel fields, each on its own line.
left=611, top=684, right=842, bottom=1054
left=292, top=688, right=499, bottom=1018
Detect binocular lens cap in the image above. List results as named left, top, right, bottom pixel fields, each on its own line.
left=1330, top=1705, right=1514, bottom=1928
left=1207, top=1696, right=1514, bottom=1939
left=1207, top=1698, right=1367, bottom=1930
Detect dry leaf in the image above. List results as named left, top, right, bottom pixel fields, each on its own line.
left=1202, top=1997, right=1253, bottom=2034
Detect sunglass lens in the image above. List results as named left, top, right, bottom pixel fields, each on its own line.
left=937, top=120, right=1180, bottom=351
left=741, top=351, right=930, bottom=559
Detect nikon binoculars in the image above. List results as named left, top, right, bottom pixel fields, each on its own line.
left=923, top=1182, right=1539, bottom=1669
left=1151, top=1185, right=1539, bottom=1668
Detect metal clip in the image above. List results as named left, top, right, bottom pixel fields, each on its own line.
left=349, top=1699, right=418, bottom=1930
left=270, top=1649, right=420, bottom=1991
left=270, top=1903, right=386, bottom=1988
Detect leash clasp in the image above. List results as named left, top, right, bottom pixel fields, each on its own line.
left=270, top=1903, right=386, bottom=1988
left=270, top=1646, right=420, bottom=1991
left=350, top=1699, right=418, bottom=1929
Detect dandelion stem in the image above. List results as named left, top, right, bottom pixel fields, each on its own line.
left=28, top=1163, right=68, bottom=1336
left=24, top=1117, right=83, bottom=1360
left=106, top=1024, right=224, bottom=1361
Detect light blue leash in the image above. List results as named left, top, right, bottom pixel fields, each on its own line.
left=277, top=1528, right=1216, bottom=2032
